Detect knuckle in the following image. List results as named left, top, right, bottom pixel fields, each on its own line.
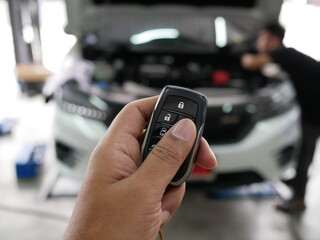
left=150, top=143, right=181, bottom=167
left=125, top=100, right=136, bottom=109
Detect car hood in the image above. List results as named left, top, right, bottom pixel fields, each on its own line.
left=65, top=0, right=283, bottom=43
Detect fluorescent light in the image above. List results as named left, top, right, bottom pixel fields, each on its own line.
left=130, top=28, right=179, bottom=45
left=23, top=25, right=34, bottom=43
left=215, top=16, right=227, bottom=48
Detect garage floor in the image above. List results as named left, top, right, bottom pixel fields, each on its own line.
left=1, top=1, right=320, bottom=239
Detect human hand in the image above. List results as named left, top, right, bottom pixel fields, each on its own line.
left=241, top=53, right=256, bottom=70
left=63, top=96, right=217, bottom=240
left=241, top=53, right=272, bottom=71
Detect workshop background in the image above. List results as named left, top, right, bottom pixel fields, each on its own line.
left=1, top=0, right=320, bottom=240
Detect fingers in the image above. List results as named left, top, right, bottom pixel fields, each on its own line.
left=106, top=96, right=158, bottom=141
left=94, top=96, right=158, bottom=169
left=96, top=95, right=217, bottom=187
left=195, top=138, right=217, bottom=169
left=161, top=184, right=186, bottom=227
left=135, top=119, right=196, bottom=189
left=158, top=139, right=216, bottom=228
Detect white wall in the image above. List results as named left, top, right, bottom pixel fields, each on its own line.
left=280, top=0, right=320, bottom=61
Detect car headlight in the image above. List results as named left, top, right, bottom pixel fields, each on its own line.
left=254, top=80, right=297, bottom=121
left=55, top=82, right=109, bottom=121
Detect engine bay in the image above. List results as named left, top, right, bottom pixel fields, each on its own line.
left=82, top=41, right=268, bottom=92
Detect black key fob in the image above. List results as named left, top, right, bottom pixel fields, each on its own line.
left=141, top=85, right=207, bottom=186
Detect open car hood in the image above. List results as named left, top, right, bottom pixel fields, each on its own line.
left=65, top=0, right=283, bottom=45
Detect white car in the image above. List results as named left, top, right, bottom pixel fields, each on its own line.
left=49, top=0, right=301, bottom=183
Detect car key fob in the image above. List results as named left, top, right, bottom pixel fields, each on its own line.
left=141, top=85, right=207, bottom=186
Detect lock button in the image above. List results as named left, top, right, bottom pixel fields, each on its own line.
left=158, top=110, right=177, bottom=124
left=164, top=96, right=198, bottom=117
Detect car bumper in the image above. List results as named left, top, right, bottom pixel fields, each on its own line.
left=53, top=105, right=106, bottom=179
left=54, top=102, right=301, bottom=182
left=210, top=105, right=301, bottom=180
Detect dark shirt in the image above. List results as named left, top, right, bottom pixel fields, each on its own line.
left=270, top=47, right=320, bottom=125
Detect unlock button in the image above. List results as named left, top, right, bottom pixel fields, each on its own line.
left=159, top=111, right=177, bottom=124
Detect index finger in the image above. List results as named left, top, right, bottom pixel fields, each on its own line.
left=107, top=96, right=159, bottom=140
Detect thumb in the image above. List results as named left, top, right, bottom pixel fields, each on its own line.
left=136, top=119, right=196, bottom=189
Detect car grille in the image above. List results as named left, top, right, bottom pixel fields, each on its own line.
left=276, top=145, right=296, bottom=167
left=203, top=105, right=255, bottom=144
left=55, top=141, right=82, bottom=168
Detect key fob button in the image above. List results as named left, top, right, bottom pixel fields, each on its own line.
left=177, top=114, right=195, bottom=123
left=154, top=123, right=171, bottom=138
left=158, top=110, right=177, bottom=124
left=164, top=96, right=198, bottom=117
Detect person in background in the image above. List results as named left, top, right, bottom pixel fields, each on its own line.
left=63, top=96, right=217, bottom=240
left=242, top=22, right=320, bottom=212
